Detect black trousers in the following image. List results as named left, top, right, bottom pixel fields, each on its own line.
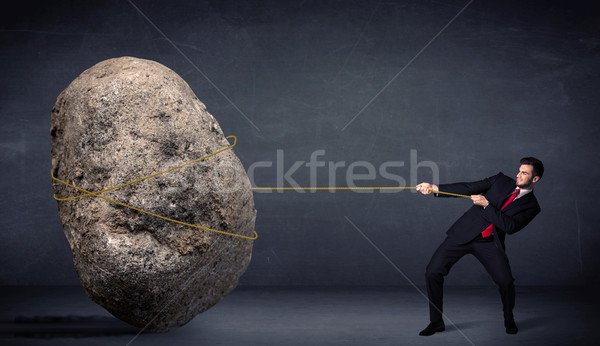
left=425, top=234, right=515, bottom=323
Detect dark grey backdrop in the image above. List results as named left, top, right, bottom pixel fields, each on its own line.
left=1, top=0, right=599, bottom=286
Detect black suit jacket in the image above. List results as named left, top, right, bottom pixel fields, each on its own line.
left=436, top=172, right=541, bottom=247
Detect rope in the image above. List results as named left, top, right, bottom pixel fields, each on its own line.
left=52, top=134, right=471, bottom=241
left=251, top=186, right=471, bottom=198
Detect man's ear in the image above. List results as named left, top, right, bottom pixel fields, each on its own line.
left=533, top=176, right=540, bottom=183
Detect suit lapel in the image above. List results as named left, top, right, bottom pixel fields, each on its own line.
left=496, top=184, right=517, bottom=207
left=504, top=191, right=535, bottom=211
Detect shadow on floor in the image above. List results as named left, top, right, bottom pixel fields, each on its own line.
left=447, top=320, right=477, bottom=332
left=0, top=315, right=141, bottom=339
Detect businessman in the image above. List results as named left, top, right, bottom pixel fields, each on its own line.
left=415, top=157, right=543, bottom=336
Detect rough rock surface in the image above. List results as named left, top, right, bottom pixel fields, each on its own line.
left=50, top=57, right=256, bottom=332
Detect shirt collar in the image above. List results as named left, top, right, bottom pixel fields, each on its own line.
left=515, top=187, right=532, bottom=199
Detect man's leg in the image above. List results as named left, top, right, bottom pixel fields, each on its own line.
left=425, top=237, right=469, bottom=323
left=472, top=240, right=517, bottom=333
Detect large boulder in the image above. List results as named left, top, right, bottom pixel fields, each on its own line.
left=50, top=56, right=256, bottom=332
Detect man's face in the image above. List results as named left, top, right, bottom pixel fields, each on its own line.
left=516, top=164, right=538, bottom=189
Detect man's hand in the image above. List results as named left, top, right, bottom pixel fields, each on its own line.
left=416, top=182, right=439, bottom=195
left=471, top=194, right=489, bottom=207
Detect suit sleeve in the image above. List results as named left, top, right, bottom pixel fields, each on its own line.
left=435, top=173, right=501, bottom=198
left=482, top=202, right=540, bottom=235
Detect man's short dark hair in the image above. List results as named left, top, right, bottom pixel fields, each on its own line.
left=520, top=157, right=544, bottom=179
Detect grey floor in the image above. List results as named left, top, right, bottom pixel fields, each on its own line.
left=0, top=285, right=598, bottom=346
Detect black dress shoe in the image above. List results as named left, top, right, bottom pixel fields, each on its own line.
left=505, top=318, right=518, bottom=334
left=419, top=320, right=445, bottom=336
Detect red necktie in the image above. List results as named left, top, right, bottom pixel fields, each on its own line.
left=481, top=188, right=520, bottom=238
